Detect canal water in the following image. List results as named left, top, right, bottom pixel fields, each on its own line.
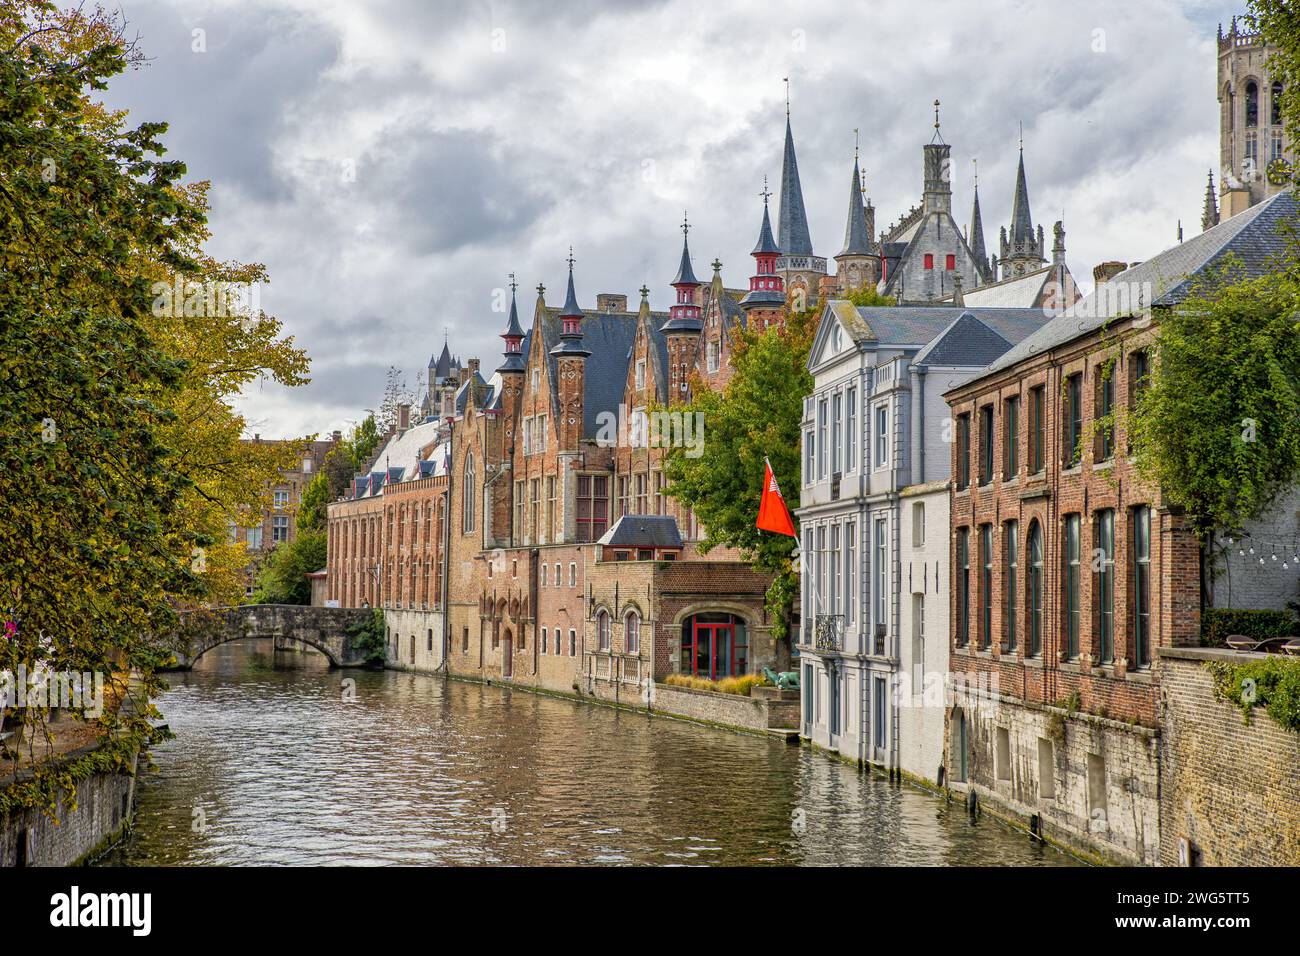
left=101, top=641, right=1078, bottom=866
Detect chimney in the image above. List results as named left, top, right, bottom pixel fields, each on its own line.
left=596, top=293, right=628, bottom=313
left=1092, top=261, right=1126, bottom=286
left=467, top=358, right=480, bottom=376
left=397, top=403, right=411, bottom=431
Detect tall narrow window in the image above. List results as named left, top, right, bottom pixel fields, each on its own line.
left=546, top=475, right=557, bottom=541
left=845, top=387, right=857, bottom=470
left=956, top=528, right=970, bottom=647
left=1133, top=505, right=1152, bottom=668
left=832, top=393, right=842, bottom=475
left=1095, top=509, right=1114, bottom=663
left=1063, top=373, right=1083, bottom=467
left=1064, top=514, right=1081, bottom=660
left=912, top=501, right=925, bottom=547
left=462, top=453, right=476, bottom=533
left=956, top=413, right=971, bottom=490
left=1029, top=385, right=1045, bottom=473
left=529, top=478, right=540, bottom=542
left=1005, top=520, right=1018, bottom=652
left=980, top=524, right=993, bottom=649
left=1128, top=350, right=1149, bottom=454
left=817, top=398, right=828, bottom=479
left=844, top=521, right=856, bottom=626
left=1272, top=81, right=1284, bottom=127
left=830, top=524, right=841, bottom=617
left=598, top=610, right=611, bottom=652
left=978, top=405, right=994, bottom=485
left=875, top=406, right=889, bottom=467
left=805, top=429, right=815, bottom=484
left=1246, top=80, right=1259, bottom=127
left=1096, top=367, right=1115, bottom=462
left=1028, top=521, right=1043, bottom=657
left=1004, top=395, right=1019, bottom=478
left=625, top=611, right=640, bottom=655
left=874, top=518, right=887, bottom=636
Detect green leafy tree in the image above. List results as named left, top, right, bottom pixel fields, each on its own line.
left=251, top=531, right=327, bottom=605
left=661, top=307, right=817, bottom=667
left=845, top=286, right=896, bottom=307
left=1129, top=252, right=1300, bottom=541
left=0, top=1, right=202, bottom=809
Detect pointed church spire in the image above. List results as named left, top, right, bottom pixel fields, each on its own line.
left=778, top=105, right=814, bottom=257
left=969, top=159, right=988, bottom=270
left=839, top=153, right=872, bottom=257
left=1202, top=169, right=1220, bottom=232
left=1009, top=141, right=1035, bottom=244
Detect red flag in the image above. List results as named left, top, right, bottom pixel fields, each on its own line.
left=756, top=458, right=797, bottom=537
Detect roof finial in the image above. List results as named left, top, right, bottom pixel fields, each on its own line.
left=853, top=127, right=860, bottom=161
left=759, top=175, right=772, bottom=205
left=783, top=76, right=790, bottom=118
left=536, top=282, right=545, bottom=297
left=639, top=284, right=650, bottom=301
left=934, top=99, right=941, bottom=131
left=972, top=157, right=978, bottom=190
left=1018, top=120, right=1024, bottom=152
left=681, top=210, right=690, bottom=238
left=711, top=257, right=722, bottom=275
left=508, top=272, right=517, bottom=294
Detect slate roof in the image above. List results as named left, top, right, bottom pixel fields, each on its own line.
left=911, top=312, right=1013, bottom=368
left=977, top=189, right=1299, bottom=380
left=959, top=266, right=1056, bottom=308
left=821, top=301, right=1048, bottom=354
left=361, top=418, right=448, bottom=496
left=778, top=118, right=814, bottom=256
left=597, top=514, right=684, bottom=549
left=525, top=304, right=671, bottom=438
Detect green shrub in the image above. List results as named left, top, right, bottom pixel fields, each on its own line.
left=1208, top=655, right=1300, bottom=732
left=1201, top=608, right=1296, bottom=646
left=345, top=608, right=387, bottom=667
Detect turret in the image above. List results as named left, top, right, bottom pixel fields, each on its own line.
left=496, top=274, right=527, bottom=375
left=549, top=251, right=590, bottom=450
left=741, top=181, right=786, bottom=329
left=999, top=131, right=1047, bottom=279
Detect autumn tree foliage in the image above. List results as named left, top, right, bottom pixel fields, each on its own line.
left=0, top=1, right=311, bottom=814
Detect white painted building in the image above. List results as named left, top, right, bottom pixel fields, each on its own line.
left=796, top=303, right=1049, bottom=781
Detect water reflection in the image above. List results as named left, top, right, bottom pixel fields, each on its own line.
left=102, top=641, right=1078, bottom=867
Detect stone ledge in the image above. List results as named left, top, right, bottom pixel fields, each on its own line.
left=1159, top=645, right=1274, bottom=664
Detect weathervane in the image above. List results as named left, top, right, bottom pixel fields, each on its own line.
left=759, top=175, right=772, bottom=205
left=566, top=245, right=575, bottom=270
left=783, top=76, right=790, bottom=117
left=508, top=272, right=517, bottom=294
left=681, top=210, right=690, bottom=238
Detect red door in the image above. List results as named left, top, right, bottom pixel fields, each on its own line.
left=691, top=621, right=735, bottom=679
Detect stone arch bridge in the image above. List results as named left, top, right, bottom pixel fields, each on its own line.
left=165, top=605, right=376, bottom=670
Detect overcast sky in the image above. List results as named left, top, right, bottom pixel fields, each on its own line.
left=101, top=0, right=1243, bottom=439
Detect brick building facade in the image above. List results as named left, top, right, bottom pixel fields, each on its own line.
left=943, top=189, right=1299, bottom=864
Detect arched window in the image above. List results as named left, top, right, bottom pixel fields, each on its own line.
left=462, top=453, right=476, bottom=533
left=1246, top=80, right=1259, bottom=127
left=597, top=610, right=611, bottom=652
left=1027, top=520, right=1043, bottom=658
left=625, top=610, right=640, bottom=655
left=1273, top=81, right=1284, bottom=126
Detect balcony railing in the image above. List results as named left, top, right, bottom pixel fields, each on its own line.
left=815, top=614, right=845, bottom=653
